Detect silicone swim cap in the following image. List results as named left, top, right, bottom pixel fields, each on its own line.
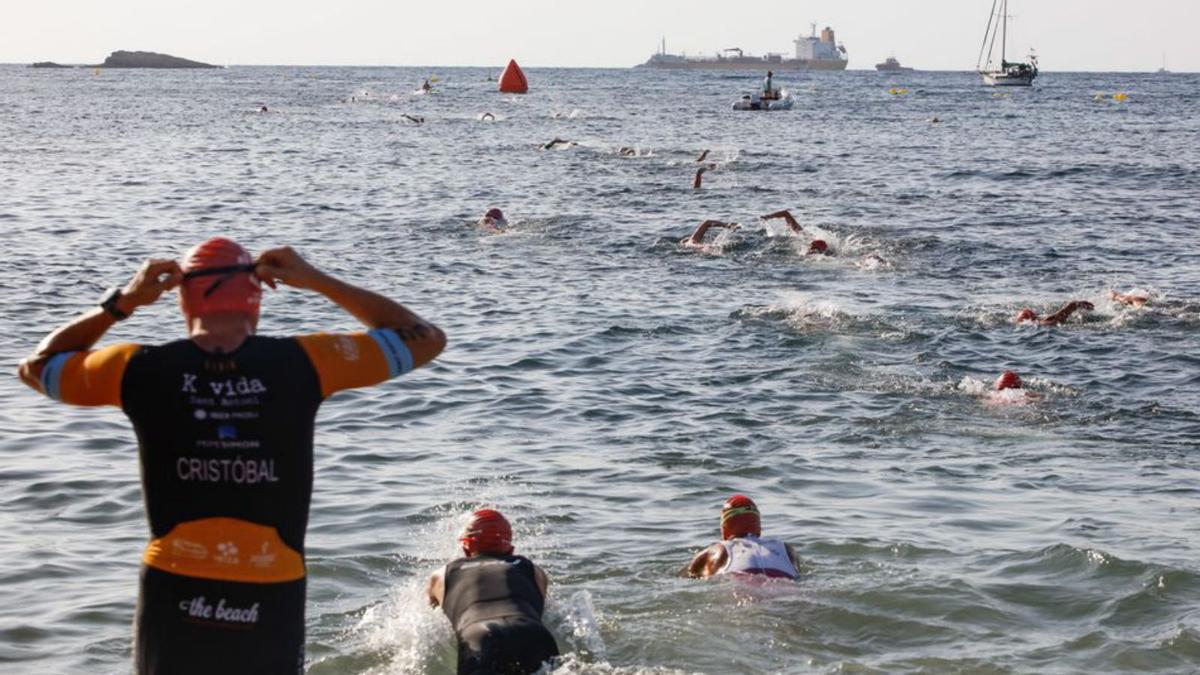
left=179, top=237, right=261, bottom=322
left=720, top=494, right=762, bottom=540
left=995, top=371, right=1023, bottom=391
left=808, top=240, right=829, bottom=255
left=460, top=509, right=514, bottom=556
left=485, top=208, right=504, bottom=220
left=1016, top=308, right=1038, bottom=322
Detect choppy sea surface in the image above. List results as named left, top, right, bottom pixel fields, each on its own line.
left=0, top=64, right=1198, bottom=674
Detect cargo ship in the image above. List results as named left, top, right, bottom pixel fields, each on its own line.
left=637, top=24, right=848, bottom=71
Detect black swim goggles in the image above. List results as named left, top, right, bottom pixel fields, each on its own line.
left=182, top=263, right=259, bottom=297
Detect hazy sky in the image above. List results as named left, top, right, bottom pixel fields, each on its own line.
left=3, top=0, right=1196, bottom=71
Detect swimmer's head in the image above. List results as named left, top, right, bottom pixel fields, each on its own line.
left=483, top=208, right=507, bottom=227
left=460, top=508, right=514, bottom=556
left=179, top=237, right=262, bottom=326
left=808, top=240, right=830, bottom=256
left=995, top=371, right=1023, bottom=391
left=1016, top=308, right=1038, bottom=323
left=720, top=494, right=762, bottom=540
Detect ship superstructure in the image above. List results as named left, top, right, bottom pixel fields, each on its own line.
left=638, top=25, right=848, bottom=71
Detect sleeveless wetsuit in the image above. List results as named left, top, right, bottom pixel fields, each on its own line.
left=719, top=536, right=798, bottom=579
left=441, top=555, right=559, bottom=675
left=39, top=330, right=415, bottom=674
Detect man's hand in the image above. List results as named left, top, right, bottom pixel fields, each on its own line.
left=255, top=247, right=326, bottom=291
left=120, top=259, right=183, bottom=313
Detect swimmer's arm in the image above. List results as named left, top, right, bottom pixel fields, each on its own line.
left=427, top=567, right=446, bottom=608
left=18, top=259, right=180, bottom=392
left=685, top=220, right=735, bottom=245
left=693, top=166, right=707, bottom=189
left=257, top=247, right=446, bottom=369
left=696, top=149, right=710, bottom=163
left=760, top=210, right=803, bottom=233
left=1109, top=290, right=1148, bottom=307
left=686, top=544, right=726, bottom=578
left=785, top=544, right=801, bottom=571
left=533, top=564, right=550, bottom=598
left=1040, top=300, right=1094, bottom=326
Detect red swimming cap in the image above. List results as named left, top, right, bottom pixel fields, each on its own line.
left=720, top=494, right=762, bottom=540
left=808, top=240, right=829, bottom=255
left=995, top=371, right=1023, bottom=391
left=1016, top=308, right=1038, bottom=322
left=179, top=237, right=261, bottom=321
left=460, top=509, right=514, bottom=556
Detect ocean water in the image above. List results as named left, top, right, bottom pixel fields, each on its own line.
left=0, top=64, right=1198, bottom=674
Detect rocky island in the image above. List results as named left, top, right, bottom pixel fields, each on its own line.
left=94, top=50, right=220, bottom=68
left=31, top=61, right=74, bottom=68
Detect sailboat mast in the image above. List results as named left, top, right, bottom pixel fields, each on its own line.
left=1001, top=0, right=1008, bottom=63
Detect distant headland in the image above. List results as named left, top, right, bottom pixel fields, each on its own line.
left=30, top=51, right=220, bottom=69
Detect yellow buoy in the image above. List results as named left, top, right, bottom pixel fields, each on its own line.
left=888, top=87, right=909, bottom=96
left=1113, top=92, right=1129, bottom=102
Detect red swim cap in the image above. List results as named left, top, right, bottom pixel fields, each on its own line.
left=720, top=494, right=762, bottom=540
left=179, top=237, right=261, bottom=321
left=1016, top=308, right=1038, bottom=322
left=460, top=509, right=514, bottom=556
left=995, top=371, right=1023, bottom=391
left=808, top=240, right=829, bottom=255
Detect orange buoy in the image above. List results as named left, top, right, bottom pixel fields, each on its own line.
left=498, top=59, right=528, bottom=94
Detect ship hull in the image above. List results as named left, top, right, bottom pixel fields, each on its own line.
left=637, top=58, right=847, bottom=72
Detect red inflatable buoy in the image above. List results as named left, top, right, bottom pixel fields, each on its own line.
left=498, top=59, right=528, bottom=94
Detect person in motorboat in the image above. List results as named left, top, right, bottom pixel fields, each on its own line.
left=687, top=495, right=799, bottom=579
left=477, top=208, right=508, bottom=230
left=682, top=220, right=738, bottom=246
left=1015, top=300, right=1094, bottom=326
left=420, top=79, right=433, bottom=93
left=427, top=509, right=558, bottom=675
left=763, top=70, right=776, bottom=99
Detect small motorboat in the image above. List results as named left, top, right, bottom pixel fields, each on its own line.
left=733, top=89, right=793, bottom=111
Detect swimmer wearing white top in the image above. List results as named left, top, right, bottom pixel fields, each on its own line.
left=686, top=494, right=800, bottom=579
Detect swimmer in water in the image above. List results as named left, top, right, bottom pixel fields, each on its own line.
left=1015, top=300, right=1095, bottom=326
left=259, top=105, right=269, bottom=113
left=542, top=138, right=574, bottom=150
left=421, top=79, right=432, bottom=92
left=618, top=147, right=637, bottom=157
left=480, top=112, right=496, bottom=121
left=687, top=495, right=799, bottom=579
left=1109, top=290, right=1149, bottom=307
left=401, top=114, right=425, bottom=124
left=991, top=370, right=1042, bottom=401
left=477, top=208, right=508, bottom=230
left=683, top=220, right=738, bottom=246
left=428, top=509, right=559, bottom=675
left=696, top=149, right=710, bottom=163
left=693, top=165, right=719, bottom=189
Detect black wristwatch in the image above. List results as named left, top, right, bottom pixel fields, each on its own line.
left=100, top=288, right=130, bottom=320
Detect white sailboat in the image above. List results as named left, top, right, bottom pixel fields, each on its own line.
left=977, top=0, right=1038, bottom=87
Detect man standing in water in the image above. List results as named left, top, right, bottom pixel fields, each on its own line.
left=17, top=238, right=446, bottom=674
left=687, top=495, right=800, bottom=579
left=428, top=509, right=558, bottom=675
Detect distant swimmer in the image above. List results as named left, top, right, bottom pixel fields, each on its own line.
left=17, top=238, right=446, bottom=673
left=401, top=114, right=425, bottom=124
left=807, top=239, right=832, bottom=256
left=760, top=209, right=805, bottom=234
left=1015, top=300, right=1094, bottom=326
left=1110, top=289, right=1149, bottom=307
left=480, top=112, right=496, bottom=121
left=421, top=79, right=433, bottom=92
left=683, top=220, right=738, bottom=246
left=687, top=495, right=799, bottom=579
left=618, top=147, right=637, bottom=157
left=696, top=149, right=710, bottom=163
left=542, top=138, right=574, bottom=150
left=259, top=105, right=269, bottom=113
left=477, top=208, right=508, bottom=230
left=428, top=509, right=559, bottom=675
left=693, top=164, right=718, bottom=189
